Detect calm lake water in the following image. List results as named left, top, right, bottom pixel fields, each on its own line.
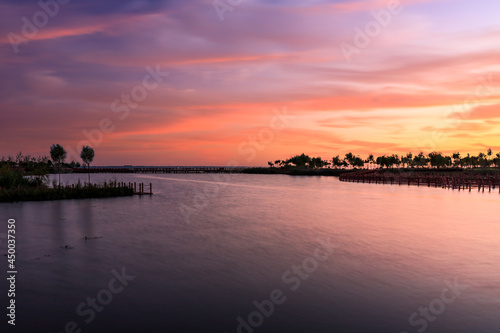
left=1, top=173, right=499, bottom=332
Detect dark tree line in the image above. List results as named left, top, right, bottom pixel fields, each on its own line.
left=269, top=149, right=500, bottom=169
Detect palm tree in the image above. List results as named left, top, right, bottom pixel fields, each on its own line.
left=494, top=153, right=500, bottom=168
left=406, top=152, right=413, bottom=168
left=462, top=153, right=472, bottom=168
left=452, top=152, right=461, bottom=167
left=414, top=152, right=427, bottom=168
left=344, top=152, right=354, bottom=168
left=80, top=146, right=95, bottom=184
left=332, top=155, right=343, bottom=169
left=478, top=152, right=488, bottom=168
left=390, top=154, right=401, bottom=168
left=365, top=154, right=375, bottom=169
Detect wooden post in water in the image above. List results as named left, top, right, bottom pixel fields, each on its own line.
left=150, top=183, right=152, bottom=195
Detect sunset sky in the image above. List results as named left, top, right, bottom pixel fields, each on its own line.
left=1, top=0, right=500, bottom=166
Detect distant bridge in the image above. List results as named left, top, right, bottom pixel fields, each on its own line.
left=72, top=166, right=247, bottom=174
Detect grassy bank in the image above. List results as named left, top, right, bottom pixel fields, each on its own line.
left=0, top=183, right=134, bottom=203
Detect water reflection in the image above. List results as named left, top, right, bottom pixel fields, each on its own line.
left=0, top=173, right=499, bottom=333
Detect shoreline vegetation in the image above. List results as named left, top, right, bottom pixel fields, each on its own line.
left=241, top=166, right=500, bottom=177
left=0, top=146, right=134, bottom=203
left=3, top=148, right=500, bottom=201
left=241, top=149, right=500, bottom=180
left=264, top=151, right=500, bottom=170
left=243, top=152, right=500, bottom=192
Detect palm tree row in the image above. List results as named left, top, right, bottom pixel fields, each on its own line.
left=269, top=149, right=500, bottom=169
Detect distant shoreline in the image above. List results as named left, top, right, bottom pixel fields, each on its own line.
left=240, top=167, right=354, bottom=176
left=241, top=167, right=500, bottom=177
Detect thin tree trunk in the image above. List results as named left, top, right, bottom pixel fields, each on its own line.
left=88, top=163, right=90, bottom=185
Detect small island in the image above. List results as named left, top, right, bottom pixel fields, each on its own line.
left=0, top=145, right=133, bottom=203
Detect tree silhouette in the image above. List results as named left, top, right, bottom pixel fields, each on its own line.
left=50, top=144, right=66, bottom=187
left=413, top=152, right=428, bottom=168
left=332, top=155, right=343, bottom=169
left=80, top=146, right=95, bottom=184
left=344, top=152, right=354, bottom=167
left=452, top=152, right=461, bottom=167
left=365, top=154, right=375, bottom=169
left=276, top=150, right=499, bottom=171
left=494, top=153, right=500, bottom=168
left=352, top=156, right=364, bottom=168
left=287, top=153, right=311, bottom=167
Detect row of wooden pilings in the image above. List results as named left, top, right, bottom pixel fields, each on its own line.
left=339, top=172, right=500, bottom=193
left=66, top=181, right=132, bottom=189
left=101, top=181, right=153, bottom=195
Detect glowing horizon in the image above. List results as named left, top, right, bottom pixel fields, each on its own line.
left=1, top=0, right=499, bottom=166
